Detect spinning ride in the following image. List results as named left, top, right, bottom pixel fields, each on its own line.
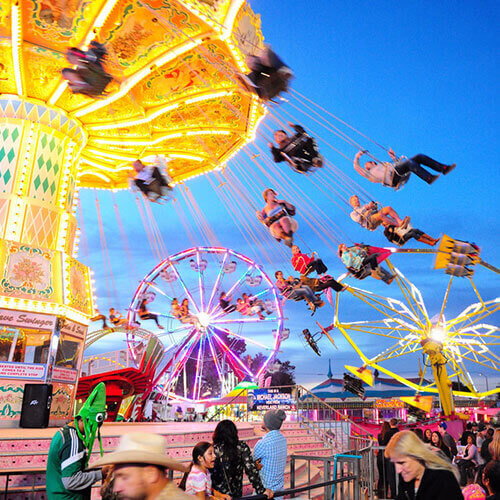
left=128, top=246, right=285, bottom=402
left=334, top=260, right=500, bottom=416
left=0, top=0, right=266, bottom=425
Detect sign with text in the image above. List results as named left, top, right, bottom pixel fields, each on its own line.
left=52, top=367, right=77, bottom=383
left=0, top=309, right=56, bottom=331
left=0, top=362, right=46, bottom=380
left=247, top=388, right=296, bottom=411
left=60, top=320, right=86, bottom=338
left=375, top=399, right=406, bottom=409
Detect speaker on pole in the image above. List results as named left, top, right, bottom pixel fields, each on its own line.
left=20, top=383, right=53, bottom=428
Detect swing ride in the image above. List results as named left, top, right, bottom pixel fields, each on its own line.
left=0, top=0, right=497, bottom=424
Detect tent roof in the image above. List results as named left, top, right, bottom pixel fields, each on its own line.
left=310, top=377, right=435, bottom=400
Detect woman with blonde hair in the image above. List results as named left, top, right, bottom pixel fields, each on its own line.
left=384, top=430, right=463, bottom=499
left=489, top=428, right=500, bottom=461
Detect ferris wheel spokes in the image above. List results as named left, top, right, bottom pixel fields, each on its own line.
left=145, top=280, right=175, bottom=301
left=168, top=260, right=201, bottom=314
left=205, top=251, right=229, bottom=313
left=214, top=325, right=274, bottom=350
left=210, top=328, right=254, bottom=378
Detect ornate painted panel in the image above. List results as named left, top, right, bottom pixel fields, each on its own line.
left=0, top=240, right=59, bottom=302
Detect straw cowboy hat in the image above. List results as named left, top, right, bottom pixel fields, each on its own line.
left=91, top=433, right=186, bottom=471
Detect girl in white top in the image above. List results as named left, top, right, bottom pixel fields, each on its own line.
left=184, top=442, right=230, bottom=500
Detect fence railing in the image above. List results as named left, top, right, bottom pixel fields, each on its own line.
left=289, top=453, right=362, bottom=500
left=295, top=385, right=375, bottom=453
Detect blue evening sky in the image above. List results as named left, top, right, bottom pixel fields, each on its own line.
left=80, top=1, right=500, bottom=391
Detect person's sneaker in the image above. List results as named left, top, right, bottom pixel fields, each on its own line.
left=386, top=275, right=396, bottom=285
left=428, top=174, right=439, bottom=185
left=158, top=325, right=164, bottom=330
left=443, top=163, right=456, bottom=175
left=284, top=237, right=294, bottom=248
left=314, top=300, right=325, bottom=308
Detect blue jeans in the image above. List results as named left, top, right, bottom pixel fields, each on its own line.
left=394, top=154, right=447, bottom=184
left=287, top=286, right=316, bottom=302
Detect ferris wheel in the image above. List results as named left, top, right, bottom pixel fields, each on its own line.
left=127, top=247, right=285, bottom=403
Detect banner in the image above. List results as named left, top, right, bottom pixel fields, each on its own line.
left=247, top=387, right=296, bottom=411
left=0, top=362, right=46, bottom=380
left=0, top=309, right=56, bottom=330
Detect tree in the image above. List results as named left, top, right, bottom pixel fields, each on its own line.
left=269, top=359, right=296, bottom=387
left=249, top=353, right=296, bottom=387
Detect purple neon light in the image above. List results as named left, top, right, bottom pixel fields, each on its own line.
left=207, top=334, right=225, bottom=389
left=205, top=251, right=229, bottom=313
left=208, top=264, right=255, bottom=316
left=196, top=250, right=205, bottom=312
left=211, top=316, right=278, bottom=324
left=210, top=328, right=254, bottom=378
left=214, top=325, right=271, bottom=350
left=168, top=261, right=200, bottom=314
left=192, top=332, right=204, bottom=400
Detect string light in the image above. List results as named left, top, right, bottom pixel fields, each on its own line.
left=11, top=3, right=25, bottom=96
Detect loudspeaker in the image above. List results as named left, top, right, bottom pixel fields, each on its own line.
left=20, top=383, right=53, bottom=428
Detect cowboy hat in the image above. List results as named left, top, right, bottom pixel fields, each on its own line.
left=90, top=433, right=186, bottom=471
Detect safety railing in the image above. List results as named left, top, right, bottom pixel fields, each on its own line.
left=289, top=453, right=362, bottom=500
left=295, top=385, right=375, bottom=453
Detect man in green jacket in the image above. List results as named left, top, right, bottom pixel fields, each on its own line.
left=46, top=382, right=107, bottom=499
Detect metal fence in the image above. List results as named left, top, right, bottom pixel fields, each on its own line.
left=290, top=453, right=363, bottom=500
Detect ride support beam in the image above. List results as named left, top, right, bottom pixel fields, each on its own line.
left=421, top=339, right=455, bottom=416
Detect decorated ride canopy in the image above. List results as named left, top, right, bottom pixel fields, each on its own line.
left=0, top=0, right=266, bottom=189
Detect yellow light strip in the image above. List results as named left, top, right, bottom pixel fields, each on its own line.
left=90, top=129, right=230, bottom=147
left=48, top=82, right=68, bottom=106
left=184, top=90, right=231, bottom=105
left=0, top=296, right=90, bottom=325
left=11, top=3, right=25, bottom=96
left=80, top=156, right=131, bottom=172
left=78, top=170, right=112, bottom=183
left=86, top=89, right=231, bottom=132
left=223, top=0, right=245, bottom=34
left=57, top=212, right=70, bottom=252
left=73, top=36, right=205, bottom=118
left=82, top=0, right=120, bottom=47
left=86, top=148, right=137, bottom=161
left=169, top=153, right=205, bottom=162
left=87, top=102, right=180, bottom=131
left=185, top=129, right=232, bottom=136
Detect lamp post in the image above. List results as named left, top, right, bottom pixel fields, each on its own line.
left=472, top=372, right=489, bottom=392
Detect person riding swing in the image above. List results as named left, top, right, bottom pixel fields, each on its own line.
left=269, top=123, right=323, bottom=174
left=257, top=189, right=298, bottom=248
left=62, top=41, right=113, bottom=98
left=238, top=45, right=293, bottom=101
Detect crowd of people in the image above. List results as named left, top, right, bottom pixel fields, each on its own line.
left=47, top=404, right=289, bottom=500
left=377, top=418, right=500, bottom=499
left=44, top=382, right=500, bottom=500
